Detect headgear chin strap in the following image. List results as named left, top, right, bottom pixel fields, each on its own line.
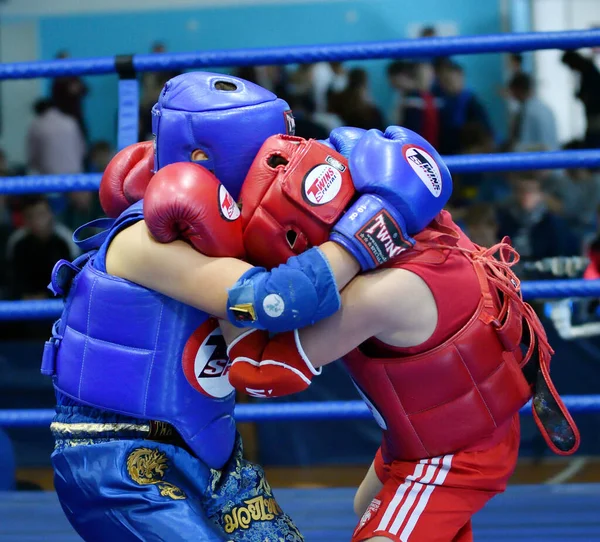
left=152, top=71, right=294, bottom=199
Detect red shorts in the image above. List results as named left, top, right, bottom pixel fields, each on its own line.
left=352, top=414, right=520, bottom=542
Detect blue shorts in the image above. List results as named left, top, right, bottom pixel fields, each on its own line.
left=51, top=405, right=303, bottom=542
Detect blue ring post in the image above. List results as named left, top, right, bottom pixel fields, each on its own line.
left=115, top=55, right=140, bottom=151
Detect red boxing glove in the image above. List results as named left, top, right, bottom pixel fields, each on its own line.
left=239, top=135, right=355, bottom=269
left=144, top=162, right=245, bottom=259
left=227, top=329, right=320, bottom=398
left=99, top=141, right=155, bottom=218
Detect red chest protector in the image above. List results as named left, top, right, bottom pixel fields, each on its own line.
left=343, top=211, right=579, bottom=461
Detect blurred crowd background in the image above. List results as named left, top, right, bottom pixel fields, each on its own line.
left=2, top=38, right=600, bottom=309
left=2, top=0, right=600, bottom=489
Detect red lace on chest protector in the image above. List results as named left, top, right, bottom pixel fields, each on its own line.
left=343, top=213, right=580, bottom=461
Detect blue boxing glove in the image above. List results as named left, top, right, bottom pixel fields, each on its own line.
left=321, top=126, right=366, bottom=158
left=330, top=126, right=453, bottom=271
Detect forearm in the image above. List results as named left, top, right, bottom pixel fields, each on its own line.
left=318, top=241, right=361, bottom=292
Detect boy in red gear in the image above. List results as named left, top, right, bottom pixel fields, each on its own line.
left=223, top=128, right=580, bottom=542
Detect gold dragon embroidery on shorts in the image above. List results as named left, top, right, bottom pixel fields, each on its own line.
left=126, top=447, right=186, bottom=500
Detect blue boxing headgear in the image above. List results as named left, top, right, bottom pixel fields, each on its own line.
left=152, top=71, right=294, bottom=199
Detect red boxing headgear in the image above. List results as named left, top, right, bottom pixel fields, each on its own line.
left=240, top=135, right=355, bottom=269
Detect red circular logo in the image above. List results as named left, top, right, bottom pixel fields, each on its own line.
left=182, top=318, right=234, bottom=398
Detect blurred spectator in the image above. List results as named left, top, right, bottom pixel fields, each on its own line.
left=51, top=50, right=89, bottom=139
left=431, top=57, right=453, bottom=97
left=561, top=50, right=600, bottom=147
left=455, top=122, right=511, bottom=204
left=499, top=53, right=525, bottom=122
left=88, top=140, right=114, bottom=173
left=0, top=193, right=13, bottom=298
left=419, top=26, right=437, bottom=38
left=437, top=62, right=493, bottom=155
left=0, top=148, right=15, bottom=297
left=508, top=53, right=524, bottom=78
left=139, top=42, right=182, bottom=140
left=496, top=174, right=576, bottom=261
left=330, top=68, right=385, bottom=131
left=387, top=61, right=439, bottom=146
left=58, top=141, right=111, bottom=231
left=507, top=73, right=558, bottom=151
left=27, top=99, right=86, bottom=175
left=549, top=140, right=600, bottom=242
left=234, top=66, right=291, bottom=104
left=290, top=63, right=347, bottom=115
left=463, top=203, right=499, bottom=247
left=59, top=191, right=104, bottom=232
left=6, top=196, right=77, bottom=300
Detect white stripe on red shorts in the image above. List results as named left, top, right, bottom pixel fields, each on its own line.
left=376, top=454, right=454, bottom=541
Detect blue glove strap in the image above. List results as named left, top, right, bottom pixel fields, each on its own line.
left=227, top=247, right=341, bottom=333
left=331, top=194, right=415, bottom=271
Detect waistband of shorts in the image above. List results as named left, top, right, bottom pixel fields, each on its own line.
left=51, top=404, right=187, bottom=448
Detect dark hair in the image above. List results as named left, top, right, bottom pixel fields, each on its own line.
left=510, top=53, right=523, bottom=66
left=387, top=61, right=418, bottom=78
left=433, top=57, right=452, bottom=71
left=90, top=140, right=112, bottom=154
left=347, top=68, right=368, bottom=89
left=439, top=61, right=463, bottom=75
left=561, top=50, right=589, bottom=70
left=20, top=195, right=49, bottom=213
left=459, top=122, right=493, bottom=149
left=509, top=73, right=532, bottom=94
left=33, top=99, right=53, bottom=115
left=287, top=93, right=316, bottom=114
left=420, top=26, right=436, bottom=38
left=563, top=139, right=585, bottom=151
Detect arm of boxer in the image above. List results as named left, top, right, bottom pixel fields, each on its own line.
left=107, top=223, right=357, bottom=331
left=144, top=161, right=357, bottom=331
left=222, top=267, right=435, bottom=397
left=106, top=161, right=357, bottom=332
left=106, top=220, right=253, bottom=319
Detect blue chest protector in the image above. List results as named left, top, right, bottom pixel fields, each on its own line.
left=41, top=201, right=236, bottom=469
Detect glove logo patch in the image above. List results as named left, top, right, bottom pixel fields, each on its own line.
left=182, top=319, right=234, bottom=399
left=325, top=155, right=347, bottom=172
left=357, top=211, right=410, bottom=265
left=219, top=185, right=241, bottom=221
left=403, top=145, right=442, bottom=198
left=302, top=164, right=343, bottom=206
left=262, top=293, right=285, bottom=318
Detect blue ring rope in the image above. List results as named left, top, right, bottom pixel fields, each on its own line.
left=0, top=30, right=598, bottom=79
left=0, top=395, right=596, bottom=427
left=1, top=280, right=599, bottom=321
left=1, top=150, right=599, bottom=195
